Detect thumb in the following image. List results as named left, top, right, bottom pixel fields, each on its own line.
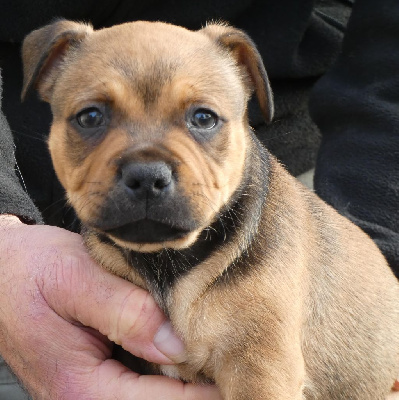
left=38, top=229, right=186, bottom=364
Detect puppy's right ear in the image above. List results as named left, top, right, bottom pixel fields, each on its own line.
left=21, top=19, right=93, bottom=102
left=201, top=23, right=274, bottom=123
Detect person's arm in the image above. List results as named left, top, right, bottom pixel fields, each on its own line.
left=309, top=0, right=399, bottom=277
left=0, top=215, right=221, bottom=399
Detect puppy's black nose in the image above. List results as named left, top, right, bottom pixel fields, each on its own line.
left=120, top=161, right=173, bottom=199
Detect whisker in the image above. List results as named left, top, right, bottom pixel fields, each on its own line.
left=11, top=129, right=49, bottom=143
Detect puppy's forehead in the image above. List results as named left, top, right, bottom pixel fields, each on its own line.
left=95, top=21, right=209, bottom=61
left=54, top=22, right=244, bottom=115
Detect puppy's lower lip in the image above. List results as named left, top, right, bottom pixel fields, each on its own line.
left=104, top=219, right=191, bottom=243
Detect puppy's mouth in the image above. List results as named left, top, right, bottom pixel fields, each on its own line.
left=103, top=219, right=192, bottom=244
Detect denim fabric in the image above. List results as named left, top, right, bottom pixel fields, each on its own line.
left=0, top=357, right=29, bottom=400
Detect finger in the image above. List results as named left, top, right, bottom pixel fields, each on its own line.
left=92, top=359, right=222, bottom=400
left=34, top=298, right=217, bottom=400
left=37, top=232, right=185, bottom=364
left=9, top=299, right=218, bottom=400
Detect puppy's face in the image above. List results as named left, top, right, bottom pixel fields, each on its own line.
left=22, top=21, right=273, bottom=252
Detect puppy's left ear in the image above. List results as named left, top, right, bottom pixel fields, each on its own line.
left=21, top=19, right=93, bottom=102
left=201, top=23, right=274, bottom=123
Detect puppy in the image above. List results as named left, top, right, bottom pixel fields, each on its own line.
left=22, top=20, right=399, bottom=399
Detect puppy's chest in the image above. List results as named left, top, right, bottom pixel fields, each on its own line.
left=128, top=254, right=240, bottom=383
left=160, top=366, right=215, bottom=385
left=124, top=229, right=229, bottom=304
left=126, top=249, right=201, bottom=305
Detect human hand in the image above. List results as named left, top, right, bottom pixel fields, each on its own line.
left=0, top=215, right=221, bottom=399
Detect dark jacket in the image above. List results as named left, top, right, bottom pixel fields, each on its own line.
left=310, top=0, right=399, bottom=274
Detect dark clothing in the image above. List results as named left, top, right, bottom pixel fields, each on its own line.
left=309, top=0, right=399, bottom=275
left=0, top=0, right=398, bottom=280
left=0, top=72, right=42, bottom=223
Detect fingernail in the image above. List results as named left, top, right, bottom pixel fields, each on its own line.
left=153, top=321, right=187, bottom=363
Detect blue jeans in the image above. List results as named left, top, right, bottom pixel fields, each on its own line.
left=0, top=357, right=29, bottom=400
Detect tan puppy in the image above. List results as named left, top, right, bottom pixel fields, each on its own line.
left=22, top=20, right=399, bottom=399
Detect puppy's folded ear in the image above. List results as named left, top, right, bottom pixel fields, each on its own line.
left=21, top=19, right=93, bottom=102
left=201, top=23, right=274, bottom=123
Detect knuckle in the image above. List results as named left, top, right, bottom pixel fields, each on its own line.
left=36, top=248, right=78, bottom=291
left=111, top=288, right=159, bottom=343
left=34, top=247, right=90, bottom=321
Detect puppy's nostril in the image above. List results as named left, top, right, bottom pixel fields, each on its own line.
left=130, top=180, right=141, bottom=190
left=154, top=177, right=170, bottom=190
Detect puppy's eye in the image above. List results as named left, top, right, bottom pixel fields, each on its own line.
left=186, top=107, right=222, bottom=142
left=76, top=107, right=104, bottom=128
left=191, top=109, right=218, bottom=130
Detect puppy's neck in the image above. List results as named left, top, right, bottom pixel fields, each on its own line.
left=106, top=135, right=271, bottom=311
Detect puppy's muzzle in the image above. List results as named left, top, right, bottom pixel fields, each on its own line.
left=107, top=161, right=183, bottom=243
left=93, top=159, right=198, bottom=245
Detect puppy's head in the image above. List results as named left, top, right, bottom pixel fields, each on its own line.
left=22, top=20, right=273, bottom=252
